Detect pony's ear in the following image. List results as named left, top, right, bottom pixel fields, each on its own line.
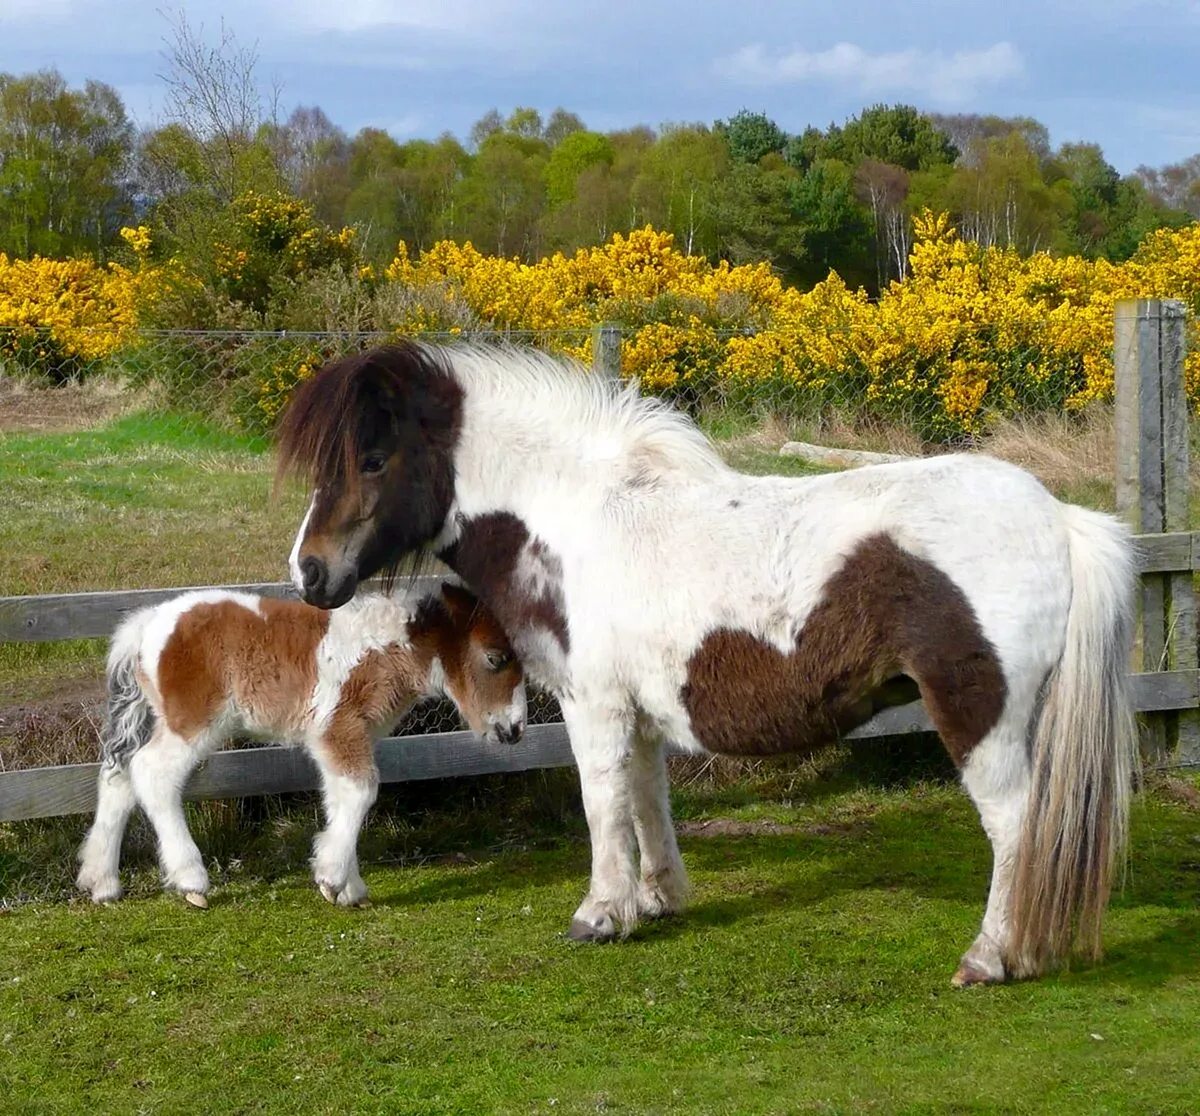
left=440, top=581, right=478, bottom=620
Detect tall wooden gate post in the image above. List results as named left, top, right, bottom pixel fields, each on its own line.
left=1114, top=298, right=1200, bottom=762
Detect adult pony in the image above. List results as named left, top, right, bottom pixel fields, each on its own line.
left=276, top=342, right=1137, bottom=985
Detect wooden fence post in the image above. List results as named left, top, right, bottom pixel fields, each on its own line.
left=592, top=323, right=622, bottom=383
left=1114, top=298, right=1199, bottom=763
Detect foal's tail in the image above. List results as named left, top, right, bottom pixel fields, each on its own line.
left=101, top=609, right=157, bottom=772
left=1007, top=505, right=1138, bottom=978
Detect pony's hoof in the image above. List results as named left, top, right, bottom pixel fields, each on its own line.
left=184, top=891, right=208, bottom=909
left=319, top=882, right=338, bottom=904
left=85, top=880, right=122, bottom=904
left=567, top=917, right=615, bottom=943
left=951, top=959, right=1004, bottom=987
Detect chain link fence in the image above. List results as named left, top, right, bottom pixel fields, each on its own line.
left=1, top=325, right=1070, bottom=447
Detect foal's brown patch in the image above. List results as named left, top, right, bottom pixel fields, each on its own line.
left=439, top=511, right=570, bottom=653
left=157, top=598, right=330, bottom=739
left=681, top=534, right=1006, bottom=764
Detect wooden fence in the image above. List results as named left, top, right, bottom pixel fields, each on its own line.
left=1, top=300, right=1197, bottom=823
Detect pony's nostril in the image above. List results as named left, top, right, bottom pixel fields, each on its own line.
left=300, top=556, right=326, bottom=592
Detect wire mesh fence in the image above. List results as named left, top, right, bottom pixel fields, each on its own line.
left=0, top=324, right=1075, bottom=447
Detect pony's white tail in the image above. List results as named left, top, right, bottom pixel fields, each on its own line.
left=100, top=609, right=157, bottom=771
left=1007, top=504, right=1138, bottom=977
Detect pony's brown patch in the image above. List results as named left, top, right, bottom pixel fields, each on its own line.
left=682, top=533, right=1006, bottom=762
left=439, top=512, right=570, bottom=654
left=157, top=598, right=330, bottom=739
left=321, top=646, right=406, bottom=779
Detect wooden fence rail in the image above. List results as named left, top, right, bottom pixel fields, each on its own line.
left=2, top=299, right=1197, bottom=822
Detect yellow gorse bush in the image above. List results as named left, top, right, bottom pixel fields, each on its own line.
left=4, top=211, right=1200, bottom=438
left=0, top=252, right=149, bottom=380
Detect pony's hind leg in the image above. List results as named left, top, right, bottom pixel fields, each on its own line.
left=954, top=713, right=1032, bottom=986
left=128, top=724, right=211, bottom=907
left=76, top=762, right=137, bottom=902
left=630, top=728, right=689, bottom=920
left=309, top=720, right=379, bottom=907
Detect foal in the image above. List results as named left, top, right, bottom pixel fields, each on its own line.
left=76, top=581, right=526, bottom=908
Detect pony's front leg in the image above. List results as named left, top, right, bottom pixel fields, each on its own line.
left=562, top=696, right=640, bottom=941
left=310, top=722, right=379, bottom=907
left=630, top=728, right=689, bottom=920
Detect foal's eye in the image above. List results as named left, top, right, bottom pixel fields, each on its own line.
left=485, top=650, right=512, bottom=672
left=361, top=452, right=388, bottom=475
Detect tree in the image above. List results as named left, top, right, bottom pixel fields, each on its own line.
left=268, top=106, right=350, bottom=224
left=0, top=70, right=134, bottom=258
left=821, top=104, right=958, bottom=172
left=1137, top=153, right=1200, bottom=219
left=543, top=131, right=614, bottom=208
left=927, top=113, right=1051, bottom=167
left=468, top=109, right=504, bottom=151
left=717, top=110, right=787, bottom=165
left=505, top=106, right=544, bottom=140
left=158, top=11, right=280, bottom=202
left=544, top=108, right=585, bottom=147
left=789, top=158, right=873, bottom=288
left=855, top=159, right=911, bottom=283
left=939, top=132, right=1067, bottom=252
left=633, top=124, right=729, bottom=256
left=455, top=131, right=548, bottom=257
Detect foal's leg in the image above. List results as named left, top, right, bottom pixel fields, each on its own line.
left=954, top=712, right=1032, bottom=986
left=562, top=695, right=640, bottom=941
left=76, top=762, right=138, bottom=903
left=128, top=724, right=212, bottom=906
left=309, top=718, right=379, bottom=907
left=630, top=729, right=689, bottom=920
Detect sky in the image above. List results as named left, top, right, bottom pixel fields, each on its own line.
left=4, top=0, right=1200, bottom=174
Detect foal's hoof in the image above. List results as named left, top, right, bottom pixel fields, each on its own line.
left=567, top=917, right=616, bottom=943
left=184, top=891, right=208, bottom=909
left=319, top=882, right=338, bottom=905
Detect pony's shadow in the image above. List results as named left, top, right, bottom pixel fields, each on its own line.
left=372, top=794, right=1200, bottom=988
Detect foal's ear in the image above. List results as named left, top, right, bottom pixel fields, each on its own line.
left=440, top=581, right=479, bottom=621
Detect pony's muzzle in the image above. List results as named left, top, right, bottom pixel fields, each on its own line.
left=298, top=556, right=357, bottom=609
left=300, top=556, right=326, bottom=596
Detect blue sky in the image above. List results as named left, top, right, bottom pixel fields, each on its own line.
left=4, top=0, right=1200, bottom=174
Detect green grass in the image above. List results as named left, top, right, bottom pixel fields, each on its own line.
left=0, top=411, right=306, bottom=598
left=1, top=761, right=1197, bottom=1114
left=0, top=411, right=308, bottom=704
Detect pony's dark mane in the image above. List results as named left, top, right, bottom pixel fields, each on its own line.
left=273, top=341, right=453, bottom=496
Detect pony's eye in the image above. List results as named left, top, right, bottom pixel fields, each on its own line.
left=361, top=452, right=388, bottom=475
left=485, top=650, right=512, bottom=672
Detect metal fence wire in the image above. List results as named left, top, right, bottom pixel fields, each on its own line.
left=0, top=325, right=1073, bottom=446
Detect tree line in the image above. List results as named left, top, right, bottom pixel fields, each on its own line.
left=2, top=22, right=1198, bottom=294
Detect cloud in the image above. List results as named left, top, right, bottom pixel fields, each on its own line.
left=714, top=41, right=1024, bottom=106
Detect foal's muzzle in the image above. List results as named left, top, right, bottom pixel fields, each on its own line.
left=488, top=720, right=524, bottom=747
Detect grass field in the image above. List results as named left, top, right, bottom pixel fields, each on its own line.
left=2, top=399, right=1199, bottom=1113
left=1, top=757, right=1198, bottom=1114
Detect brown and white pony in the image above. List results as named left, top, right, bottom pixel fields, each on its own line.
left=76, top=581, right=525, bottom=908
left=276, top=341, right=1137, bottom=985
